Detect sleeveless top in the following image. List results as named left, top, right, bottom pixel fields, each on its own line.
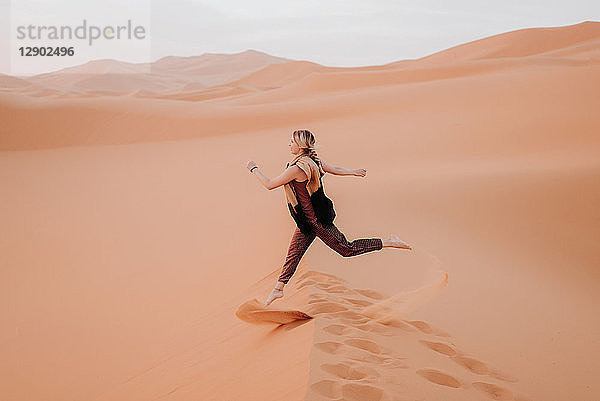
left=284, top=155, right=336, bottom=234
left=292, top=179, right=318, bottom=224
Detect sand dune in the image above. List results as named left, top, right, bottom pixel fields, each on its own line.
left=415, top=20, right=600, bottom=63
left=150, top=49, right=292, bottom=85
left=229, top=60, right=327, bottom=89
left=0, top=21, right=599, bottom=401
left=2, top=56, right=598, bottom=152
left=15, top=49, right=292, bottom=96
left=0, top=73, right=33, bottom=89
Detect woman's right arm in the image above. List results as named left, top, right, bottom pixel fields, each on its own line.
left=249, top=164, right=306, bottom=190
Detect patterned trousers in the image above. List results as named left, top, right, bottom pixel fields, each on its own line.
left=278, top=222, right=383, bottom=284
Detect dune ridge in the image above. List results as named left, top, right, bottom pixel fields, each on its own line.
left=416, top=20, right=600, bottom=64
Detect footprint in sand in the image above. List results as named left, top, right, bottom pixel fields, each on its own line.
left=402, top=320, right=450, bottom=337
left=315, top=341, right=389, bottom=364
left=416, top=369, right=462, bottom=388
left=450, top=353, right=518, bottom=382
left=354, top=322, right=395, bottom=336
left=432, top=328, right=452, bottom=337
left=451, top=354, right=489, bottom=374
left=489, top=368, right=519, bottom=383
left=310, top=380, right=390, bottom=401
left=355, top=288, right=387, bottom=300
left=343, top=338, right=383, bottom=355
left=341, top=382, right=389, bottom=401
left=315, top=341, right=346, bottom=354
left=310, top=379, right=342, bottom=399
left=374, top=317, right=417, bottom=332
left=419, top=340, right=457, bottom=357
left=320, top=362, right=371, bottom=380
left=472, top=381, right=515, bottom=400
left=406, top=320, right=433, bottom=334
left=346, top=350, right=390, bottom=365
left=323, top=324, right=354, bottom=336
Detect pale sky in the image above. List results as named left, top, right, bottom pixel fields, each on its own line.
left=150, top=0, right=599, bottom=66
left=1, top=0, right=598, bottom=75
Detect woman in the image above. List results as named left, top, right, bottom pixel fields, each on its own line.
left=247, top=129, right=412, bottom=307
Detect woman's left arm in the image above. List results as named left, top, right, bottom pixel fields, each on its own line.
left=321, top=159, right=366, bottom=177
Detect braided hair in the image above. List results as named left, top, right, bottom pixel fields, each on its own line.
left=292, top=129, right=324, bottom=174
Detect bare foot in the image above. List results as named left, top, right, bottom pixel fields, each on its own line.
left=264, top=289, right=284, bottom=307
left=383, top=234, right=412, bottom=250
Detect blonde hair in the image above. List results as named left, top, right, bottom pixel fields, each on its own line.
left=293, top=129, right=322, bottom=169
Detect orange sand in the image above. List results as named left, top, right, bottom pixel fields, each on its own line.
left=1, top=21, right=599, bottom=401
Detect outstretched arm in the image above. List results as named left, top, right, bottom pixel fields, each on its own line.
left=321, top=159, right=366, bottom=177
left=246, top=160, right=306, bottom=190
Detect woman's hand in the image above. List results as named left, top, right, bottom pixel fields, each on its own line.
left=247, top=160, right=258, bottom=172
left=353, top=168, right=366, bottom=177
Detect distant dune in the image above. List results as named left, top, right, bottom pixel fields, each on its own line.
left=13, top=49, right=292, bottom=96
left=416, top=20, right=600, bottom=63
left=0, top=73, right=33, bottom=89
